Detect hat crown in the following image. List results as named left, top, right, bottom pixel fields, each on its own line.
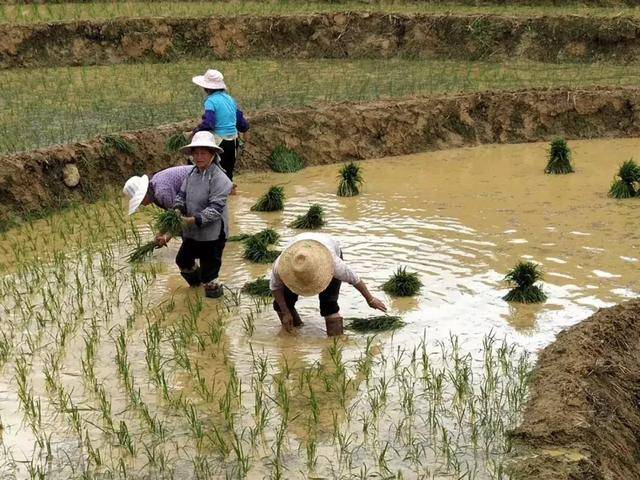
left=277, top=239, right=334, bottom=296
left=192, top=131, right=215, bottom=144
left=204, top=69, right=224, bottom=81
left=123, top=176, right=145, bottom=199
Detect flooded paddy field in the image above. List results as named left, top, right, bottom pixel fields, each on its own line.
left=0, top=138, right=637, bottom=479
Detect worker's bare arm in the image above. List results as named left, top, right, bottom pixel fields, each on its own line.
left=354, top=280, right=387, bottom=312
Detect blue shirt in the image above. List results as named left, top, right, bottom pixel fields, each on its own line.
left=203, top=92, right=239, bottom=137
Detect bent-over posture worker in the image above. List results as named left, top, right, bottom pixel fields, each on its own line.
left=270, top=232, right=387, bottom=336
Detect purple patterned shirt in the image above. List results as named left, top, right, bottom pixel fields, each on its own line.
left=149, top=165, right=192, bottom=210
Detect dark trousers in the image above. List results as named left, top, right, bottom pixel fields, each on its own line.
left=219, top=139, right=237, bottom=181
left=176, top=237, right=226, bottom=284
left=273, top=278, right=342, bottom=317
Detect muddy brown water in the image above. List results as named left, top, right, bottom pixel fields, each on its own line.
left=0, top=138, right=638, bottom=478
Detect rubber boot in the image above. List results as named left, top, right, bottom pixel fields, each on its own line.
left=180, top=267, right=201, bottom=287
left=325, top=316, right=344, bottom=337
left=204, top=283, right=224, bottom=299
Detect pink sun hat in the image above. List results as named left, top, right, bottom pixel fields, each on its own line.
left=192, top=69, right=227, bottom=90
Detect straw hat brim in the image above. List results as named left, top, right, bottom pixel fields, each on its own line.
left=127, top=175, right=149, bottom=215
left=277, top=239, right=334, bottom=297
left=192, top=75, right=227, bottom=90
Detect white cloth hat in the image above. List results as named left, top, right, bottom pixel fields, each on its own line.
left=192, top=69, right=227, bottom=90
left=180, top=131, right=224, bottom=155
left=122, top=174, right=149, bottom=215
left=277, top=239, right=334, bottom=296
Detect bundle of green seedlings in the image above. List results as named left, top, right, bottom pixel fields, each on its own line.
left=544, top=138, right=574, bottom=174
left=268, top=145, right=305, bottom=173
left=103, top=134, right=135, bottom=155
left=165, top=132, right=189, bottom=153
left=346, top=315, right=405, bottom=333
left=127, top=210, right=184, bottom=263
left=337, top=162, right=364, bottom=197
left=243, top=235, right=280, bottom=264
left=241, top=277, right=272, bottom=297
left=251, top=186, right=285, bottom=212
left=382, top=266, right=422, bottom=297
left=289, top=204, right=326, bottom=229
left=608, top=159, right=640, bottom=199
left=228, top=228, right=280, bottom=244
left=503, top=261, right=547, bottom=303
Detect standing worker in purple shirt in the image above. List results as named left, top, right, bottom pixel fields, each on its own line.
left=122, top=165, right=192, bottom=247
left=190, top=69, right=249, bottom=187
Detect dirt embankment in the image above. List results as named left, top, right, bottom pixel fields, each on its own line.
left=509, top=300, right=640, bottom=480
left=2, top=13, right=640, bottom=68
left=1, top=86, right=638, bottom=228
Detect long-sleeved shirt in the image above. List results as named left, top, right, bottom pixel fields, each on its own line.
left=193, top=91, right=249, bottom=138
left=173, top=162, right=233, bottom=241
left=149, top=165, right=192, bottom=210
left=270, top=233, right=361, bottom=291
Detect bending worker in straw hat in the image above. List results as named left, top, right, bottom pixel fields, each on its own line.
left=123, top=165, right=192, bottom=247
left=270, top=233, right=387, bottom=336
left=191, top=69, right=249, bottom=183
left=173, top=131, right=232, bottom=298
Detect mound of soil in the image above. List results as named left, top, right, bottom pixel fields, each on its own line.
left=510, top=300, right=640, bottom=479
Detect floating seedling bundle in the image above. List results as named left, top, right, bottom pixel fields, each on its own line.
left=165, top=132, right=189, bottom=153
left=229, top=229, right=280, bottom=244
left=241, top=277, right=273, bottom=297
left=382, top=267, right=422, bottom=297
left=251, top=186, right=285, bottom=212
left=290, top=204, right=326, bottom=229
left=608, top=159, right=640, bottom=199
left=544, top=138, right=574, bottom=174
left=503, top=261, right=547, bottom=303
left=268, top=145, right=305, bottom=173
left=243, top=235, right=280, bottom=264
left=337, top=162, right=363, bottom=197
left=346, top=315, right=405, bottom=333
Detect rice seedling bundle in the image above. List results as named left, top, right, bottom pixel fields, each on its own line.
left=165, top=132, right=189, bottom=153
left=503, top=261, right=547, bottom=303
left=346, top=315, right=405, bottom=332
left=337, top=162, right=363, bottom=197
left=268, top=145, right=305, bottom=173
left=154, top=210, right=183, bottom=236
left=228, top=233, right=253, bottom=242
left=544, top=138, right=574, bottom=174
left=241, top=277, right=273, bottom=297
left=608, top=159, right=640, bottom=199
left=290, top=204, right=326, bottom=229
left=382, top=267, right=422, bottom=297
left=243, top=236, right=280, bottom=264
left=127, top=240, right=156, bottom=263
left=229, top=229, right=279, bottom=244
left=251, top=186, right=285, bottom=212
left=103, top=135, right=135, bottom=155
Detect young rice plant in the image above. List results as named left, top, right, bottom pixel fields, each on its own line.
left=544, top=138, right=574, bottom=174
left=382, top=267, right=422, bottom=297
left=608, top=159, right=640, bottom=199
left=251, top=186, right=285, bottom=212
left=337, top=162, right=363, bottom=197
left=289, top=204, right=326, bottom=229
left=268, top=145, right=305, bottom=173
left=503, top=261, right=547, bottom=303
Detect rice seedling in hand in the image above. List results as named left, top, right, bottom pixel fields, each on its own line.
left=243, top=236, right=280, bottom=264
left=127, top=240, right=156, bottom=263
left=165, top=132, right=189, bottom=153
left=544, top=138, right=574, bottom=174
left=346, top=315, right=405, bottom=333
left=268, top=145, right=305, bottom=173
left=382, top=267, right=422, bottom=297
left=242, top=277, right=273, bottom=297
left=103, top=135, right=135, bottom=155
left=251, top=186, right=285, bottom=212
left=608, top=159, right=640, bottom=199
left=290, top=204, right=326, bottom=229
left=154, top=209, right=183, bottom=236
left=503, top=261, right=547, bottom=303
left=337, top=162, right=363, bottom=197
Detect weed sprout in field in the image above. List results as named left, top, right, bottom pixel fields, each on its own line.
left=503, top=261, right=547, bottom=303
left=608, top=159, right=640, bottom=199
left=290, top=204, right=326, bottom=229
left=268, top=145, right=305, bottom=173
left=251, top=186, right=285, bottom=212
left=382, top=267, right=422, bottom=297
left=337, top=162, right=363, bottom=197
left=545, top=138, right=574, bottom=174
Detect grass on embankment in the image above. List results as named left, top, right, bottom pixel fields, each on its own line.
left=1, top=58, right=637, bottom=154
left=1, top=1, right=639, bottom=24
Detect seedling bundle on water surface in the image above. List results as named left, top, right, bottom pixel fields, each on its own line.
left=268, top=145, right=305, bottom=173
left=346, top=315, right=405, bottom=333
left=608, top=159, right=640, bottom=199
left=545, top=138, right=574, bottom=174
left=382, top=267, right=422, bottom=297
left=337, top=162, right=363, bottom=197
left=503, top=261, right=547, bottom=303
left=251, top=186, right=285, bottom=212
left=290, top=204, right=326, bottom=230
left=243, top=235, right=280, bottom=264
left=242, top=277, right=272, bottom=297
left=229, top=229, right=280, bottom=245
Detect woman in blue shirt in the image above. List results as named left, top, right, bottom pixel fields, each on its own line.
left=191, top=69, right=249, bottom=184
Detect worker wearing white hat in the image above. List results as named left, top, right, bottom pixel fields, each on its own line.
left=270, top=233, right=387, bottom=336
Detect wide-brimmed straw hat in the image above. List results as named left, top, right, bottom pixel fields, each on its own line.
left=277, top=239, right=334, bottom=296
left=192, top=69, right=227, bottom=90
left=180, top=131, right=224, bottom=155
left=122, top=174, right=149, bottom=215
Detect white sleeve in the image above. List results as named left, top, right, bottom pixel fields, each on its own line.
left=270, top=260, right=284, bottom=291
left=332, top=256, right=360, bottom=286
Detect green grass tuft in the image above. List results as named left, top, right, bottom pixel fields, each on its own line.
left=503, top=261, right=547, bottom=303
left=382, top=267, right=422, bottom=297
left=251, top=186, right=285, bottom=212
left=127, top=241, right=156, bottom=263
left=103, top=135, right=135, bottom=155
left=337, top=162, right=364, bottom=197
left=154, top=209, right=183, bottom=237
left=243, top=236, right=280, bottom=264
left=544, top=138, right=573, bottom=174
left=241, top=277, right=273, bottom=297
left=608, top=159, right=640, bottom=199
left=346, top=315, right=405, bottom=333
left=165, top=132, right=189, bottom=153
left=268, top=145, right=305, bottom=173
left=290, top=204, right=326, bottom=229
